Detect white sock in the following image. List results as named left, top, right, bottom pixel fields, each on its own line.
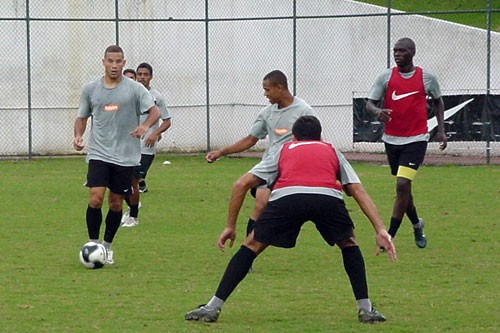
left=356, top=298, right=372, bottom=311
left=207, top=296, right=224, bottom=309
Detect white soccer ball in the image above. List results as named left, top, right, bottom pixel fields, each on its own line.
left=79, top=242, right=107, bottom=269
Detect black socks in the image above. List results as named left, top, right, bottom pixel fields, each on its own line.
left=215, top=245, right=257, bottom=301
left=342, top=246, right=368, bottom=301
left=86, top=206, right=102, bottom=240
left=103, top=209, right=122, bottom=243
left=388, top=217, right=403, bottom=238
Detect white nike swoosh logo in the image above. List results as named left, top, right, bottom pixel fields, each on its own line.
left=391, top=91, right=419, bottom=101
left=427, top=98, right=474, bottom=131
left=288, top=141, right=322, bottom=149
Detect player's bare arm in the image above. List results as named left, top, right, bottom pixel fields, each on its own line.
left=434, top=97, right=447, bottom=150
left=216, top=173, right=264, bottom=251
left=366, top=99, right=392, bottom=123
left=73, top=117, right=88, bottom=151
left=206, top=135, right=259, bottom=163
left=144, top=118, right=172, bottom=147
left=345, top=183, right=397, bottom=261
left=131, top=105, right=160, bottom=138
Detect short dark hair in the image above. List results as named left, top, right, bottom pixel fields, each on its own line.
left=263, top=70, right=288, bottom=90
left=123, top=68, right=136, bottom=77
left=137, top=62, right=153, bottom=76
left=292, top=116, right=322, bottom=141
left=104, top=45, right=124, bottom=57
left=396, top=37, right=416, bottom=51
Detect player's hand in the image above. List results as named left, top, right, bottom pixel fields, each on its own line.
left=375, top=230, right=397, bottom=261
left=73, top=136, right=85, bottom=151
left=436, top=131, right=447, bottom=150
left=130, top=125, right=148, bottom=138
left=217, top=227, right=236, bottom=251
left=376, top=108, right=392, bottom=123
left=206, top=150, right=222, bottom=163
left=144, top=134, right=158, bottom=147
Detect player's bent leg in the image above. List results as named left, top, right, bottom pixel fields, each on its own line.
left=338, top=240, right=386, bottom=323
left=388, top=176, right=412, bottom=238
left=243, top=233, right=268, bottom=255
left=227, top=174, right=263, bottom=227
left=394, top=176, right=411, bottom=218
left=233, top=173, right=264, bottom=197
left=248, top=187, right=271, bottom=237
left=186, top=244, right=262, bottom=323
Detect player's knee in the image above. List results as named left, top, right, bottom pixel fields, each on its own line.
left=234, top=175, right=259, bottom=192
left=243, top=237, right=267, bottom=255
left=395, top=178, right=411, bottom=195
left=337, top=237, right=358, bottom=249
left=89, top=196, right=104, bottom=208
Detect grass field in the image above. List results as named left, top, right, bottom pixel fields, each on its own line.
left=0, top=154, right=498, bottom=332
left=359, top=0, right=500, bottom=32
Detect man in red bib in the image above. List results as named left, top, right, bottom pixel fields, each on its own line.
left=366, top=37, right=447, bottom=248
left=185, top=116, right=396, bottom=324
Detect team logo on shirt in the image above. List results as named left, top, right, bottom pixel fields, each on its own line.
left=391, top=91, right=419, bottom=101
left=103, top=104, right=119, bottom=112
left=275, top=128, right=288, bottom=135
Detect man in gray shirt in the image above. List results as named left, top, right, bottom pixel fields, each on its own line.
left=206, top=70, right=316, bottom=257
left=73, top=45, right=160, bottom=264
left=121, top=62, right=172, bottom=227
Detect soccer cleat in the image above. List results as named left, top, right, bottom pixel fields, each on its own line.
left=122, top=216, right=139, bottom=228
left=358, top=307, right=386, bottom=323
left=413, top=218, right=427, bottom=248
left=121, top=207, right=131, bottom=224
left=105, top=249, right=114, bottom=265
left=185, top=305, right=221, bottom=322
left=139, top=181, right=148, bottom=193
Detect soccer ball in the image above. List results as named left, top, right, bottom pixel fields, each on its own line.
left=79, top=241, right=107, bottom=269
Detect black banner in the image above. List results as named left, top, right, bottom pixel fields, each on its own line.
left=353, top=95, right=500, bottom=142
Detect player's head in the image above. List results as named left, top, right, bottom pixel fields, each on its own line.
left=136, top=62, right=153, bottom=89
left=263, top=70, right=288, bottom=89
left=102, top=45, right=125, bottom=80
left=393, top=38, right=415, bottom=68
left=262, top=70, right=289, bottom=104
left=123, top=68, right=136, bottom=80
left=292, top=115, right=322, bottom=141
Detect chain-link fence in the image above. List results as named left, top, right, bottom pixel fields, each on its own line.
left=1, top=0, right=499, bottom=164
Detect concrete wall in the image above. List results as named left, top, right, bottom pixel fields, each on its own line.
left=0, top=0, right=498, bottom=156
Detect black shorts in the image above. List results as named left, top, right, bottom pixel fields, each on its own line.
left=86, top=159, right=134, bottom=195
left=253, top=194, right=355, bottom=248
left=384, top=141, right=427, bottom=176
left=133, top=154, right=155, bottom=178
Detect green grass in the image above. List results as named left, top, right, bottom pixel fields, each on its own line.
left=0, top=155, right=499, bottom=332
left=359, top=0, right=500, bottom=31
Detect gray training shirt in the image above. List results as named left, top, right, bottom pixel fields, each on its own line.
left=78, top=76, right=155, bottom=166
left=140, top=87, right=172, bottom=155
left=248, top=97, right=317, bottom=184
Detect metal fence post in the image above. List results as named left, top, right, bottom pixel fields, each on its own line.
left=26, top=0, right=32, bottom=159
left=205, top=0, right=211, bottom=152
